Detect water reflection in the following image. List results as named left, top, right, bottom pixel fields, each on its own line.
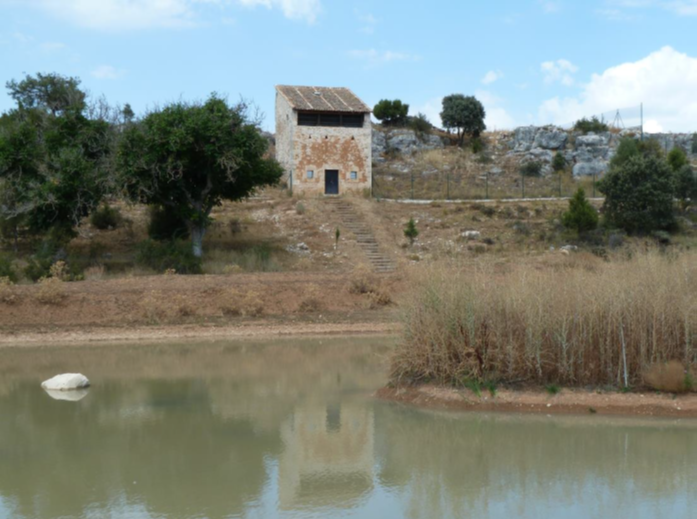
left=1, top=337, right=696, bottom=519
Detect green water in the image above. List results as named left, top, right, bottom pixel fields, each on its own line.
left=1, top=337, right=696, bottom=519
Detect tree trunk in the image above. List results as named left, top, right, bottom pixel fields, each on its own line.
left=191, top=224, right=206, bottom=258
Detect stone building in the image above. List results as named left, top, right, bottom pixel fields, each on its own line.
left=275, top=85, right=372, bottom=195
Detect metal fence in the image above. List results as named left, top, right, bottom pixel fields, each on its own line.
left=372, top=169, right=601, bottom=201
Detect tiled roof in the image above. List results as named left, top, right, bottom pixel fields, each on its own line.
left=276, top=85, right=371, bottom=113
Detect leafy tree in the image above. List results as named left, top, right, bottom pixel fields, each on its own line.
left=122, top=103, right=135, bottom=123
left=0, top=74, right=111, bottom=242
left=373, top=99, right=409, bottom=126
left=552, top=152, right=566, bottom=173
left=667, top=147, right=688, bottom=172
left=598, top=155, right=676, bottom=234
left=116, top=95, right=283, bottom=258
left=638, top=137, right=664, bottom=159
left=692, top=133, right=697, bottom=155
left=673, top=164, right=697, bottom=211
left=562, top=188, right=598, bottom=233
left=610, top=137, right=641, bottom=169
left=440, top=94, right=486, bottom=147
left=404, top=218, right=419, bottom=245
left=6, top=72, right=86, bottom=116
left=574, top=116, right=609, bottom=134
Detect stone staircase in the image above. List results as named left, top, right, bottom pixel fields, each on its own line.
left=327, top=199, right=396, bottom=273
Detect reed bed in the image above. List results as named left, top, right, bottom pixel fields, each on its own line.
left=391, top=251, right=697, bottom=388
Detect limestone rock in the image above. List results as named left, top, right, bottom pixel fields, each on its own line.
left=44, top=389, right=90, bottom=402
left=533, top=128, right=568, bottom=150
left=573, top=160, right=606, bottom=177
left=511, top=126, right=538, bottom=152
left=371, top=130, right=387, bottom=162
left=41, top=373, right=90, bottom=391
left=462, top=231, right=481, bottom=240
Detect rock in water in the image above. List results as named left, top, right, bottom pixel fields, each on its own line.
left=44, top=389, right=90, bottom=402
left=41, top=373, right=90, bottom=391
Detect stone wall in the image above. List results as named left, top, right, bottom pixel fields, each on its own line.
left=507, top=126, right=696, bottom=177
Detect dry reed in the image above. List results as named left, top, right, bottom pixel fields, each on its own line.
left=391, top=250, right=697, bottom=388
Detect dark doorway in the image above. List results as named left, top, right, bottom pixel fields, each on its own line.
left=325, top=170, right=339, bottom=195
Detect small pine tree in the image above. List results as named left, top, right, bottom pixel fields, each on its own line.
left=667, top=147, right=688, bottom=172
left=404, top=218, right=419, bottom=245
left=562, top=188, right=599, bottom=234
left=552, top=152, right=566, bottom=173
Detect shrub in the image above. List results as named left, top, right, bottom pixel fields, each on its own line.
left=298, top=297, right=322, bottom=313
left=552, top=152, right=566, bottom=173
left=692, top=133, right=697, bottom=154
left=0, top=254, right=17, bottom=283
left=390, top=251, right=696, bottom=387
left=408, top=113, right=432, bottom=136
left=147, top=205, right=189, bottom=241
left=0, top=277, right=18, bottom=305
left=136, top=239, right=202, bottom=274
left=520, top=161, right=542, bottom=178
left=598, top=155, right=676, bottom=234
left=562, top=189, right=598, bottom=233
left=404, top=218, right=419, bottom=245
left=90, top=203, right=123, bottom=230
left=368, top=289, right=393, bottom=309
left=348, top=267, right=380, bottom=295
left=295, top=202, right=306, bottom=215
left=373, top=99, right=409, bottom=126
left=667, top=147, right=688, bottom=172
left=35, top=277, right=66, bottom=305
left=470, top=137, right=484, bottom=154
left=644, top=361, right=693, bottom=393
left=574, top=116, right=609, bottom=134
left=673, top=165, right=697, bottom=210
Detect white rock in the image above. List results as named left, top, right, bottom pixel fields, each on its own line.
left=41, top=373, right=90, bottom=391
left=462, top=231, right=481, bottom=240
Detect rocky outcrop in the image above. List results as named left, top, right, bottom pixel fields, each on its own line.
left=372, top=128, right=444, bottom=162
left=506, top=126, right=697, bottom=177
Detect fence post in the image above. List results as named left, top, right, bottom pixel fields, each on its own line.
left=521, top=173, right=525, bottom=199
left=446, top=173, right=450, bottom=200
left=592, top=173, right=596, bottom=198
left=558, top=172, right=562, bottom=198
left=486, top=171, right=489, bottom=200
left=411, top=171, right=414, bottom=200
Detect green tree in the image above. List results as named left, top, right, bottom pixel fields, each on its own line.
left=610, top=137, right=641, bottom=169
left=562, top=188, right=598, bottom=233
left=667, top=146, right=688, bottom=172
left=373, top=99, right=409, bottom=126
left=6, top=72, right=86, bottom=116
left=440, top=94, right=486, bottom=147
left=404, top=218, right=419, bottom=245
left=116, top=95, right=283, bottom=258
left=598, top=155, right=676, bottom=234
left=552, top=152, right=566, bottom=173
left=0, top=74, right=111, bottom=241
left=673, top=164, right=697, bottom=212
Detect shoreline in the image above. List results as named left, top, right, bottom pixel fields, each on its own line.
left=0, top=321, right=400, bottom=347
left=376, top=385, right=697, bottom=419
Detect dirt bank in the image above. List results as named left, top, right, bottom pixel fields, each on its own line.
left=377, top=385, right=697, bottom=419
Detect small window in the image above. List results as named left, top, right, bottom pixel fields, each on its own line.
left=350, top=171, right=358, bottom=180
left=298, top=112, right=318, bottom=126
left=342, top=114, right=364, bottom=128
left=319, top=113, right=341, bottom=127
left=307, top=170, right=314, bottom=179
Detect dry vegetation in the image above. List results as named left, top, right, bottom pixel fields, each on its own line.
left=390, top=249, right=697, bottom=390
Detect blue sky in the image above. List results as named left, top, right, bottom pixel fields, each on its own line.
left=2, top=0, right=697, bottom=132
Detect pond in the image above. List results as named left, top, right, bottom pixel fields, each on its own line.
left=1, top=337, right=697, bottom=519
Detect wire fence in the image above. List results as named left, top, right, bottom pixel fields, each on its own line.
left=558, top=105, right=643, bottom=133
left=372, top=169, right=601, bottom=201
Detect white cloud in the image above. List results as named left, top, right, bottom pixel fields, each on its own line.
left=91, top=65, right=126, bottom=80
left=416, top=91, right=516, bottom=130
left=604, top=0, right=697, bottom=17
left=481, top=70, right=504, bottom=85
left=356, top=12, right=377, bottom=34
left=0, top=0, right=321, bottom=30
left=347, top=49, right=419, bottom=67
left=539, top=0, right=561, bottom=13
left=538, top=46, right=697, bottom=132
left=541, top=59, right=579, bottom=86
left=237, top=0, right=321, bottom=23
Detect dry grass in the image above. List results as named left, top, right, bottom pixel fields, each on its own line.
left=391, top=250, right=697, bottom=389
left=644, top=361, right=694, bottom=393
left=219, top=289, right=265, bottom=318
